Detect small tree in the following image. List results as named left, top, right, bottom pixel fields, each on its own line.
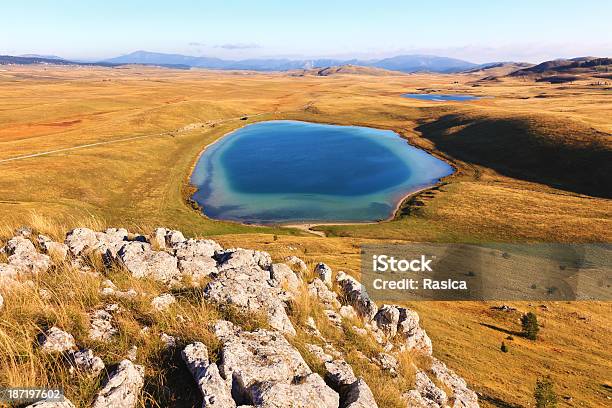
left=500, top=341, right=508, bottom=352
left=534, top=376, right=557, bottom=408
left=521, top=312, right=539, bottom=340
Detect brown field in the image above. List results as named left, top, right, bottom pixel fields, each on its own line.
left=0, top=64, right=610, bottom=407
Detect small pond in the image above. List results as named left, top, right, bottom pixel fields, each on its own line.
left=403, top=93, right=481, bottom=101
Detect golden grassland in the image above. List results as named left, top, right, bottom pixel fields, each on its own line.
left=0, top=65, right=611, bottom=407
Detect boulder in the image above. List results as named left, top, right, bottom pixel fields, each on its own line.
left=308, top=278, right=341, bottom=309
left=178, top=257, right=217, bottom=282
left=181, top=342, right=236, bottom=407
left=117, top=242, right=181, bottom=284
left=285, top=256, right=308, bottom=273
left=37, top=235, right=68, bottom=260
left=3, top=236, right=51, bottom=274
left=69, top=349, right=105, bottom=377
left=65, top=228, right=99, bottom=256
left=26, top=399, right=76, bottom=408
left=38, top=327, right=76, bottom=353
left=0, top=263, right=19, bottom=280
left=252, top=373, right=340, bottom=407
left=151, top=293, right=176, bottom=312
left=218, top=327, right=334, bottom=404
left=336, top=272, right=377, bottom=322
left=7, top=251, right=51, bottom=274
left=173, top=238, right=222, bottom=259
left=373, top=305, right=401, bottom=338
left=402, top=389, right=440, bottom=408
left=314, top=263, right=333, bottom=287
left=151, top=227, right=186, bottom=249
left=204, top=265, right=295, bottom=335
left=344, top=378, right=378, bottom=408
left=214, top=248, right=272, bottom=271
left=323, top=359, right=377, bottom=408
left=415, top=371, right=447, bottom=407
left=89, top=310, right=118, bottom=342
left=3, top=236, right=36, bottom=257
left=270, top=263, right=301, bottom=293
left=92, top=359, right=144, bottom=408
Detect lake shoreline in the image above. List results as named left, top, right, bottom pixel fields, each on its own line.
left=187, top=119, right=456, bottom=234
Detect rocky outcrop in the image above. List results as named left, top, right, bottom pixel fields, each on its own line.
left=335, top=272, right=377, bottom=322
left=1, top=235, right=51, bottom=274
left=430, top=358, right=479, bottom=408
left=92, top=359, right=144, bottom=408
left=0, top=226, right=479, bottom=408
left=214, top=322, right=339, bottom=407
left=204, top=250, right=296, bottom=335
left=37, top=235, right=68, bottom=260
left=116, top=242, right=182, bottom=285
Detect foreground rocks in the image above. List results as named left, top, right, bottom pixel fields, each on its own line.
left=1, top=226, right=479, bottom=408
left=92, top=359, right=144, bottom=408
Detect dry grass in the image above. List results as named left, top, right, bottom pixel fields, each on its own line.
left=0, top=65, right=610, bottom=407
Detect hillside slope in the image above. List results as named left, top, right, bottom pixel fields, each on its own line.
left=416, top=112, right=612, bottom=198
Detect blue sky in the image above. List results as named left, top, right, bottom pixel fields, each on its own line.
left=2, top=0, right=611, bottom=63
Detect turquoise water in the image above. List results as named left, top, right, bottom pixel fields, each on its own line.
left=403, top=93, right=481, bottom=101
left=191, top=121, right=453, bottom=223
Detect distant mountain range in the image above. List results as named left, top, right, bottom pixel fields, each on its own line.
left=2, top=52, right=610, bottom=77
left=102, top=50, right=479, bottom=73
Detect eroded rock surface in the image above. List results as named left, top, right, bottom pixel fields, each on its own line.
left=92, top=359, right=144, bottom=408
left=38, top=327, right=76, bottom=353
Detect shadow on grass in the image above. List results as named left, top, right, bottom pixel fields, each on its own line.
left=478, top=392, right=524, bottom=408
left=416, top=114, right=612, bottom=198
left=479, top=322, right=523, bottom=337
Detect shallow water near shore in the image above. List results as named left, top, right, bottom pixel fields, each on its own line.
left=191, top=120, right=453, bottom=223
left=403, top=93, right=481, bottom=101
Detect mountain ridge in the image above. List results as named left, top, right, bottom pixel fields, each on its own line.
left=104, top=50, right=478, bottom=72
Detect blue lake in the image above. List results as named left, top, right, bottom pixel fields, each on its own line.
left=403, top=93, right=481, bottom=102
left=191, top=121, right=453, bottom=224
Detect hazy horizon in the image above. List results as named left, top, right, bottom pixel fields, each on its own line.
left=2, top=1, right=611, bottom=63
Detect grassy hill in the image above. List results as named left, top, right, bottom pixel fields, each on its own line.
left=0, top=64, right=610, bottom=407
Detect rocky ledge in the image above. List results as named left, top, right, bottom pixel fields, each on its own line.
left=0, top=226, right=479, bottom=408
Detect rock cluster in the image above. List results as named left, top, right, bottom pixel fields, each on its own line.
left=0, top=227, right=479, bottom=408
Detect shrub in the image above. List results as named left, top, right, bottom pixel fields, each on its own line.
left=534, top=376, right=557, bottom=408
left=521, top=312, right=539, bottom=340
left=500, top=341, right=508, bottom=352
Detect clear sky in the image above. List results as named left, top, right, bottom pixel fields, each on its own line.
left=2, top=0, right=611, bottom=63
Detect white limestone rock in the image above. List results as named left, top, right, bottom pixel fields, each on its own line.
left=92, top=359, right=144, bottom=408
left=89, top=310, right=118, bottom=342
left=181, top=342, right=236, bottom=407
left=70, top=349, right=105, bottom=377
left=314, top=263, right=333, bottom=288
left=151, top=293, right=176, bottom=312
left=38, top=327, right=76, bottom=353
